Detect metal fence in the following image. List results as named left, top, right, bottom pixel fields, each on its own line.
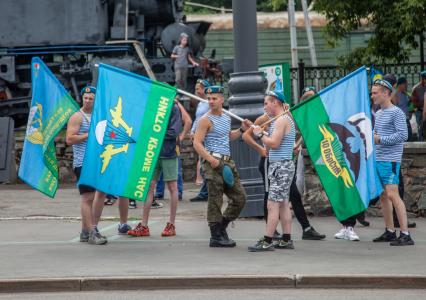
left=290, top=60, right=424, bottom=102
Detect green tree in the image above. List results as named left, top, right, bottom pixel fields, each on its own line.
left=184, top=0, right=312, bottom=14
left=313, top=0, right=426, bottom=69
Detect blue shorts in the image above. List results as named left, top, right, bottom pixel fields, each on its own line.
left=376, top=161, right=400, bottom=185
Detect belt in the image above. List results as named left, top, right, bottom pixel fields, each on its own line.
left=210, top=151, right=232, bottom=162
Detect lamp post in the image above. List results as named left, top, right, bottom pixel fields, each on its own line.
left=228, top=0, right=267, bottom=217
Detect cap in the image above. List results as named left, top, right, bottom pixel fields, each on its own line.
left=205, top=86, right=224, bottom=94
left=373, top=79, right=394, bottom=91
left=80, top=86, right=96, bottom=96
left=266, top=90, right=285, bottom=103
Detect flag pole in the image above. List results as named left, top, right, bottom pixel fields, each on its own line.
left=259, top=108, right=290, bottom=129
left=177, top=88, right=272, bottom=135
left=177, top=88, right=244, bottom=122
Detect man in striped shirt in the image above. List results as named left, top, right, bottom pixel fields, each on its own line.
left=66, top=86, right=107, bottom=245
left=371, top=79, right=414, bottom=246
left=193, top=85, right=251, bottom=248
left=248, top=90, right=296, bottom=252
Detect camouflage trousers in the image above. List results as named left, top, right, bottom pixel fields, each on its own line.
left=203, top=158, right=247, bottom=224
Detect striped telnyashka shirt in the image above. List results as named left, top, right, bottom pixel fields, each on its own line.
left=268, top=114, right=296, bottom=161
left=375, top=105, right=408, bottom=162
left=72, top=111, right=91, bottom=168
left=204, top=113, right=231, bottom=156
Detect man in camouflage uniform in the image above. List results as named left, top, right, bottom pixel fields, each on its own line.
left=193, top=85, right=251, bottom=247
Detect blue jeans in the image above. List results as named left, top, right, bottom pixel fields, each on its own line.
left=198, top=181, right=208, bottom=198
left=196, top=161, right=208, bottom=198
left=156, top=157, right=183, bottom=197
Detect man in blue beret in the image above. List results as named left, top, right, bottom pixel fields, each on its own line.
left=243, top=89, right=326, bottom=246
left=193, top=86, right=251, bottom=247
left=244, top=90, right=297, bottom=251
left=66, top=86, right=108, bottom=245
left=371, top=79, right=414, bottom=246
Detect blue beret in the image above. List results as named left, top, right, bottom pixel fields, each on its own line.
left=197, top=79, right=210, bottom=87
left=373, top=79, right=393, bottom=91
left=266, top=90, right=286, bottom=103
left=205, top=85, right=224, bottom=94
left=222, top=165, right=234, bottom=188
left=421, top=71, right=426, bottom=78
left=80, top=86, right=96, bottom=96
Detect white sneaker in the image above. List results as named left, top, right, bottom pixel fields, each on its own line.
left=346, top=227, right=360, bottom=241
left=334, top=228, right=347, bottom=239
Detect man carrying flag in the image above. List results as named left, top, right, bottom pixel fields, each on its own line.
left=66, top=86, right=107, bottom=245
left=77, top=64, right=177, bottom=207
left=128, top=96, right=182, bottom=237
left=242, top=85, right=326, bottom=241
left=193, top=86, right=251, bottom=248
left=247, top=89, right=297, bottom=252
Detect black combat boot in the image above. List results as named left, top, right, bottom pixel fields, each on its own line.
left=221, top=218, right=236, bottom=247
left=209, top=223, right=236, bottom=247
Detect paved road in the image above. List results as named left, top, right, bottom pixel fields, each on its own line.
left=1, top=289, right=425, bottom=300
left=0, top=186, right=424, bottom=287
left=0, top=217, right=424, bottom=279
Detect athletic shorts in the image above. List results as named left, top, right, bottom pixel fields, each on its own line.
left=73, top=167, right=95, bottom=195
left=268, top=160, right=295, bottom=202
left=152, top=157, right=178, bottom=182
left=376, top=161, right=400, bottom=185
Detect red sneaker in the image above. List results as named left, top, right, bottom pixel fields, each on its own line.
left=161, top=223, right=176, bottom=237
left=127, top=223, right=150, bottom=237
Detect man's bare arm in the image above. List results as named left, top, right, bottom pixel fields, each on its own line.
left=65, top=113, right=87, bottom=145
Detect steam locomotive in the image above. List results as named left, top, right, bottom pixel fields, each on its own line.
left=0, top=0, right=225, bottom=127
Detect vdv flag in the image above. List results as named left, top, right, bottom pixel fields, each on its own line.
left=291, top=66, right=383, bottom=221
left=370, top=66, right=383, bottom=84
left=78, top=64, right=176, bottom=201
left=19, top=57, right=79, bottom=197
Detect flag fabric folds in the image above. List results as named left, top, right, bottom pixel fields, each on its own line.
left=19, top=57, right=79, bottom=197
left=370, top=66, right=383, bottom=84
left=291, top=67, right=383, bottom=221
left=78, top=64, right=177, bottom=201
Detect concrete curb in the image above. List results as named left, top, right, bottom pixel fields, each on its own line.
left=0, top=278, right=81, bottom=293
left=1, top=275, right=426, bottom=293
left=295, top=274, right=426, bottom=289
left=81, top=275, right=294, bottom=291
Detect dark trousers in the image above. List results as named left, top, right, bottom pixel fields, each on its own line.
left=406, top=118, right=413, bottom=141
left=341, top=215, right=357, bottom=227
left=258, top=157, right=311, bottom=230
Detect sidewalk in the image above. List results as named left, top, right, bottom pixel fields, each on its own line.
left=0, top=185, right=425, bottom=292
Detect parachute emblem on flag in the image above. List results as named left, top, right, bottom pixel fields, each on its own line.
left=95, top=96, right=136, bottom=173
left=318, top=125, right=354, bottom=188
left=26, top=103, right=44, bottom=145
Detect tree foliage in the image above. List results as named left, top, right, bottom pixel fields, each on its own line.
left=184, top=0, right=311, bottom=13
left=313, top=0, right=426, bottom=68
